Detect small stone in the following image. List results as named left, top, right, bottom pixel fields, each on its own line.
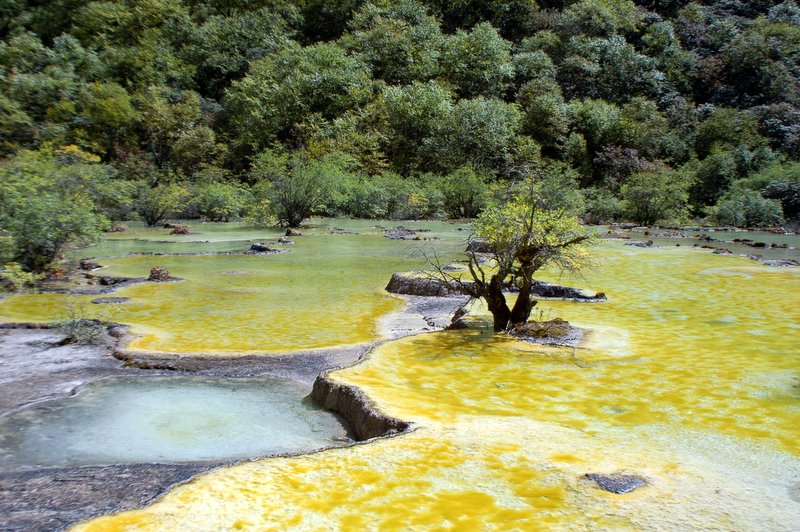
left=91, top=297, right=131, bottom=304
left=250, top=243, right=273, bottom=252
left=585, top=473, right=647, bottom=494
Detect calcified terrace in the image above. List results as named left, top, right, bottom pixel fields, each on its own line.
left=1, top=220, right=798, bottom=530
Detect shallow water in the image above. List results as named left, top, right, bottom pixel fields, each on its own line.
left=0, top=219, right=467, bottom=353
left=0, top=376, right=349, bottom=468
left=72, top=235, right=800, bottom=531
left=2, top=219, right=798, bottom=529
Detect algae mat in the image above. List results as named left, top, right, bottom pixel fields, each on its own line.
left=0, top=220, right=464, bottom=354
left=74, top=244, right=800, bottom=530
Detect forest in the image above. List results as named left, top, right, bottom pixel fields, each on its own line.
left=2, top=0, right=800, bottom=273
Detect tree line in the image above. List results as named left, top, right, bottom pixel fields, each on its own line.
left=2, top=0, right=800, bottom=273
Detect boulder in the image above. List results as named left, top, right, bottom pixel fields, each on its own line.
left=79, top=258, right=101, bottom=271
left=466, top=240, right=495, bottom=254
left=169, top=225, right=190, bottom=235
left=277, top=236, right=294, bottom=244
left=385, top=273, right=473, bottom=297
left=285, top=229, right=303, bottom=237
left=531, top=281, right=606, bottom=301
left=250, top=243, right=273, bottom=252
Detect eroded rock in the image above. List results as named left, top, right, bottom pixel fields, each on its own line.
left=311, top=374, right=410, bottom=441
left=385, top=273, right=473, bottom=297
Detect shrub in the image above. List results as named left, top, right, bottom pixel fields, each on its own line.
left=712, top=188, right=784, bottom=228
left=440, top=165, right=490, bottom=218
left=56, top=302, right=106, bottom=344
left=0, top=262, right=44, bottom=292
left=191, top=181, right=252, bottom=222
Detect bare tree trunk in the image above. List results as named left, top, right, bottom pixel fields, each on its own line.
left=485, top=274, right=511, bottom=331
left=509, top=278, right=536, bottom=325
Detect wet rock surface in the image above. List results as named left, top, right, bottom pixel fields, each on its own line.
left=0, top=326, right=369, bottom=530
left=384, top=226, right=419, bottom=240
left=0, top=463, right=214, bottom=532
left=585, top=473, right=648, bottom=494
left=90, top=297, right=131, bottom=304
left=385, top=273, right=473, bottom=297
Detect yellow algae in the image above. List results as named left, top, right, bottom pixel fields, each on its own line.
left=0, top=224, right=464, bottom=353
left=61, top=236, right=800, bottom=529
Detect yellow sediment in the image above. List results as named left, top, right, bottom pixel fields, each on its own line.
left=71, top=243, right=800, bottom=530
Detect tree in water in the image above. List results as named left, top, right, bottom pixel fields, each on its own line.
left=457, top=180, right=594, bottom=331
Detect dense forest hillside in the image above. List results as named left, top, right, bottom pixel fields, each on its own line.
left=2, top=0, right=800, bottom=271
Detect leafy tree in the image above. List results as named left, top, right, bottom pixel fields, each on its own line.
left=621, top=170, right=691, bottom=225
left=343, top=0, right=444, bottom=85
left=181, top=7, right=293, bottom=98
left=135, top=182, right=190, bottom=226
left=460, top=183, right=594, bottom=331
left=381, top=81, right=454, bottom=174
left=250, top=150, right=355, bottom=227
left=440, top=22, right=514, bottom=99
left=0, top=147, right=116, bottom=272
left=518, top=78, right=570, bottom=155
left=432, top=97, right=522, bottom=175
left=712, top=188, right=784, bottom=228
left=75, top=82, right=139, bottom=157
left=440, top=165, right=491, bottom=218
left=225, top=43, right=373, bottom=152
left=558, top=0, right=643, bottom=38
left=191, top=181, right=252, bottom=222
left=134, top=86, right=201, bottom=168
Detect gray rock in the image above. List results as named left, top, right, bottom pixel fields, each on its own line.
left=466, top=240, right=495, bottom=254
left=585, top=473, right=647, bottom=494
left=91, top=297, right=131, bottom=304
left=250, top=243, right=274, bottom=252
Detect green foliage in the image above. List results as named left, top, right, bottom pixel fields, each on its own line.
left=191, top=181, right=252, bottom=222
left=0, top=147, right=114, bottom=272
left=0, top=262, right=45, bottom=292
left=621, top=170, right=691, bottom=226
left=711, top=188, right=784, bottom=228
left=2, top=0, right=799, bottom=227
left=440, top=22, right=514, bottom=99
left=226, top=43, right=374, bottom=152
left=582, top=186, right=624, bottom=223
left=250, top=150, right=356, bottom=227
left=344, top=0, right=444, bottom=85
left=468, top=181, right=594, bottom=330
left=440, top=165, right=490, bottom=218
left=135, top=183, right=190, bottom=226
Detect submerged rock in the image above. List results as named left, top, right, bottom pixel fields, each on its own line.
left=277, top=236, right=294, bottom=244
left=585, top=473, right=648, bottom=494
left=384, top=227, right=417, bottom=240
left=625, top=240, right=654, bottom=248
left=91, top=297, right=131, bottom=304
left=285, top=228, right=303, bottom=237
